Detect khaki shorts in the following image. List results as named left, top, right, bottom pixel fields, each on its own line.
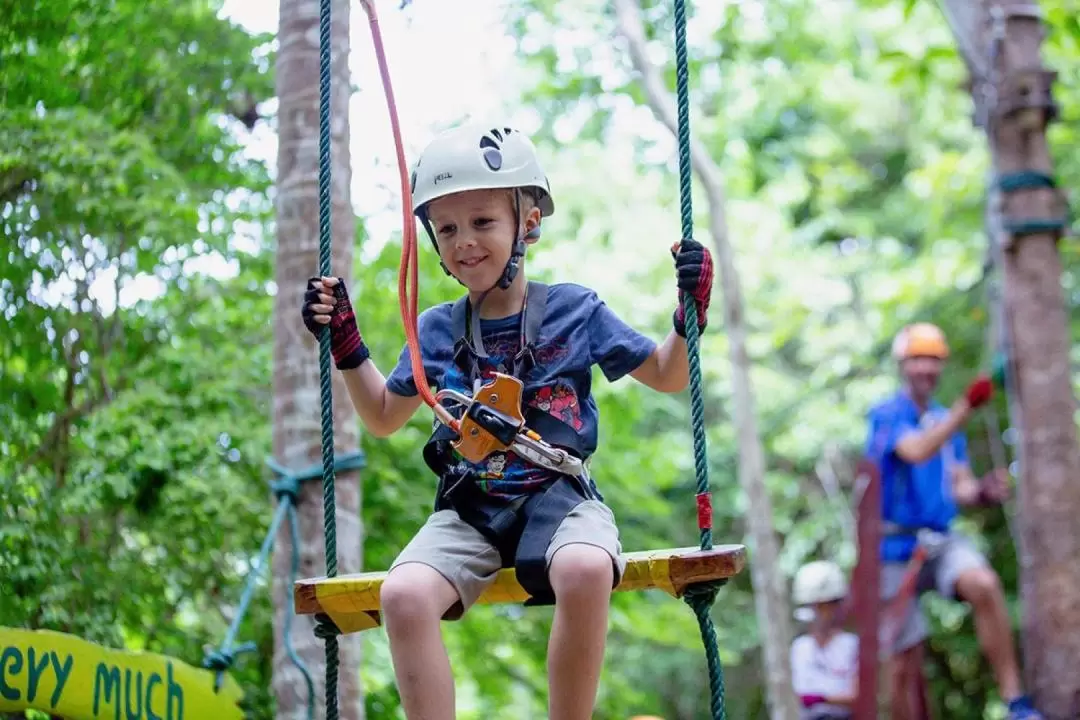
left=878, top=533, right=989, bottom=659
left=389, top=499, right=625, bottom=620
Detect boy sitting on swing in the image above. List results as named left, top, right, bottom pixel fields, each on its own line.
left=301, top=122, right=714, bottom=720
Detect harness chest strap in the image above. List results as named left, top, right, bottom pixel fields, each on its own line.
left=454, top=279, right=548, bottom=367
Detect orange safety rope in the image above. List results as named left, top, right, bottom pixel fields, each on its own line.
left=359, top=0, right=458, bottom=432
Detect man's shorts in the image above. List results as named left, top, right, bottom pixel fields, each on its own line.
left=389, top=499, right=625, bottom=620
left=878, top=533, right=990, bottom=659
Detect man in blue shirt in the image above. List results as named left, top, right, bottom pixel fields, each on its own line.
left=865, top=322, right=1041, bottom=720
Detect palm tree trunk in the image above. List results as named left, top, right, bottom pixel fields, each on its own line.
left=272, top=0, right=363, bottom=716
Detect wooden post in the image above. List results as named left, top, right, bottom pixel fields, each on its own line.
left=852, top=459, right=881, bottom=720
left=939, top=0, right=1079, bottom=712
left=853, top=459, right=933, bottom=718
left=976, top=1, right=1079, bottom=714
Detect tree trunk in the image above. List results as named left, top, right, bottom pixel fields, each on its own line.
left=272, top=0, right=363, bottom=716
left=942, top=0, right=1080, bottom=715
left=612, top=1, right=798, bottom=717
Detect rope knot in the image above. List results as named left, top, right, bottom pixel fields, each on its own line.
left=271, top=476, right=301, bottom=503
left=202, top=649, right=235, bottom=672
left=313, top=613, right=342, bottom=640
left=201, top=641, right=256, bottom=679
left=682, top=579, right=727, bottom=613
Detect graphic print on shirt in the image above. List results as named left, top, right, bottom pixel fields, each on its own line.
left=533, top=336, right=571, bottom=367
left=528, top=381, right=583, bottom=431
left=477, top=452, right=508, bottom=480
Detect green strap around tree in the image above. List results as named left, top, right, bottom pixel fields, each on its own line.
left=201, top=453, right=364, bottom=720
left=671, top=0, right=729, bottom=718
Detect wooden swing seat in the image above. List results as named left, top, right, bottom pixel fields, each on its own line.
left=294, top=544, right=746, bottom=634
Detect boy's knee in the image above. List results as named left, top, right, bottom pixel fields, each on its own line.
left=381, top=563, right=457, bottom=625
left=549, top=544, right=615, bottom=599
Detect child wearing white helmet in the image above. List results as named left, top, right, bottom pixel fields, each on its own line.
left=789, top=560, right=859, bottom=720
left=301, top=122, right=715, bottom=718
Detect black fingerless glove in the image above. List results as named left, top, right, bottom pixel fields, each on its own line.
left=671, top=238, right=714, bottom=338
left=301, top=277, right=370, bottom=370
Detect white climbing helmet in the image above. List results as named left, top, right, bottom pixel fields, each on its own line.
left=792, top=560, right=848, bottom=606
left=410, top=122, right=555, bottom=218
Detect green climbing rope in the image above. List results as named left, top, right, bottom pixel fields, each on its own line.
left=671, top=0, right=728, bottom=718
left=315, top=0, right=342, bottom=716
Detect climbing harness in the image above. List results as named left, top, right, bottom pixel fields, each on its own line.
left=412, top=274, right=601, bottom=603
left=421, top=280, right=585, bottom=480
left=307, top=0, right=728, bottom=718
left=877, top=525, right=947, bottom=652
left=419, top=278, right=596, bottom=604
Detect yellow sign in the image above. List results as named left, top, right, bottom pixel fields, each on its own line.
left=0, top=627, right=244, bottom=720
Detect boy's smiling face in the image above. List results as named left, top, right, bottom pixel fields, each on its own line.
left=427, top=188, right=540, bottom=291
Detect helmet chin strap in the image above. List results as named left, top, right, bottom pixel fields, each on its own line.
left=491, top=188, right=528, bottom=292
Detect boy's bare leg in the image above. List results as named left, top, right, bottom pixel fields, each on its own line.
left=381, top=563, right=462, bottom=720
left=547, top=544, right=615, bottom=720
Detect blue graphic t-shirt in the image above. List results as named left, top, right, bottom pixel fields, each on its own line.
left=385, top=282, right=657, bottom=497
left=864, top=391, right=969, bottom=562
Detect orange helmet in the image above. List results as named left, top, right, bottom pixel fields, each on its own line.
left=892, top=322, right=949, bottom=361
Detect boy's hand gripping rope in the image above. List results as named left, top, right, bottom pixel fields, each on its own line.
left=307, top=5, right=461, bottom=716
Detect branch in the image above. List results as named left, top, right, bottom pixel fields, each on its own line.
left=488, top=653, right=545, bottom=700
left=612, top=0, right=729, bottom=244
left=815, top=443, right=857, bottom=545
left=16, top=384, right=127, bottom=477
left=52, top=349, right=80, bottom=489
left=934, top=0, right=988, bottom=80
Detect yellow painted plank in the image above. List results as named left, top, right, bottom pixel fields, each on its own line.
left=295, top=544, right=746, bottom=636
